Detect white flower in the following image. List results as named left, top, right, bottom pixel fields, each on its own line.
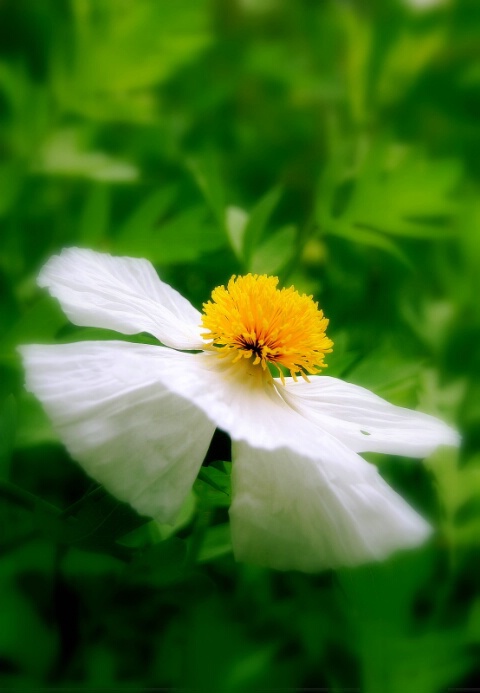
left=20, top=248, right=459, bottom=572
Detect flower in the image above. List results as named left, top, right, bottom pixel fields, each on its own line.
left=20, top=248, right=459, bottom=572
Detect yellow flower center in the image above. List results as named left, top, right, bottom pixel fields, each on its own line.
left=201, top=274, right=333, bottom=383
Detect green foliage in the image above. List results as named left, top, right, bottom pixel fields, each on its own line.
left=317, top=141, right=462, bottom=268
left=0, top=0, right=479, bottom=690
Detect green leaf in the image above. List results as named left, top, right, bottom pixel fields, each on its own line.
left=323, top=223, right=411, bottom=267
left=338, top=549, right=435, bottom=632
left=78, top=184, right=111, bottom=244
left=318, top=140, right=461, bottom=245
left=33, top=128, right=139, bottom=182
left=347, top=349, right=422, bottom=404
left=151, top=208, right=226, bottom=264
left=154, top=490, right=197, bottom=542
left=376, top=30, right=445, bottom=107
left=53, top=0, right=211, bottom=122
left=243, top=187, right=282, bottom=265
left=115, top=186, right=177, bottom=246
left=250, top=225, right=297, bottom=274
left=426, top=449, right=480, bottom=549
left=1, top=297, right=67, bottom=355
left=198, top=464, right=231, bottom=495
left=225, top=205, right=249, bottom=259
left=197, top=524, right=232, bottom=563
left=61, top=547, right=123, bottom=578
left=115, top=202, right=225, bottom=265
left=195, top=463, right=231, bottom=509
left=359, top=627, right=471, bottom=693
left=14, top=393, right=57, bottom=449
left=58, top=488, right=149, bottom=549
left=467, top=599, right=480, bottom=644
left=0, top=395, right=16, bottom=479
left=125, top=538, right=187, bottom=588
left=0, top=162, right=24, bottom=218
left=0, top=581, right=57, bottom=679
left=189, top=153, right=226, bottom=227
left=0, top=540, right=57, bottom=678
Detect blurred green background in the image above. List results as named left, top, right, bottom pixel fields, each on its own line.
left=1, top=0, right=479, bottom=690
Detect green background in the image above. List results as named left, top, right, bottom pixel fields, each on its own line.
left=0, top=0, right=479, bottom=690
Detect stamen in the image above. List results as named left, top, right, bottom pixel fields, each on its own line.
left=201, top=274, right=333, bottom=382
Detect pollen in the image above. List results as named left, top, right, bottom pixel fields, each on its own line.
left=201, top=274, right=333, bottom=383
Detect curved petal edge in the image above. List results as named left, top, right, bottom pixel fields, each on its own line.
left=38, top=247, right=205, bottom=350
left=19, top=341, right=215, bottom=524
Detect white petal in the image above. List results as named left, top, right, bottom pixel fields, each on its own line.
left=125, top=350, right=457, bottom=462
left=144, top=356, right=432, bottom=570
left=278, top=376, right=459, bottom=457
left=20, top=341, right=215, bottom=523
left=38, top=248, right=204, bottom=350
left=148, top=354, right=323, bottom=454
left=230, top=428, right=432, bottom=572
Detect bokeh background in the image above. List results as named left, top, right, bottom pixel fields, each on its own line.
left=1, top=0, right=479, bottom=690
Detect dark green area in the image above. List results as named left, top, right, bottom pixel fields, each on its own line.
left=0, top=0, right=479, bottom=690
